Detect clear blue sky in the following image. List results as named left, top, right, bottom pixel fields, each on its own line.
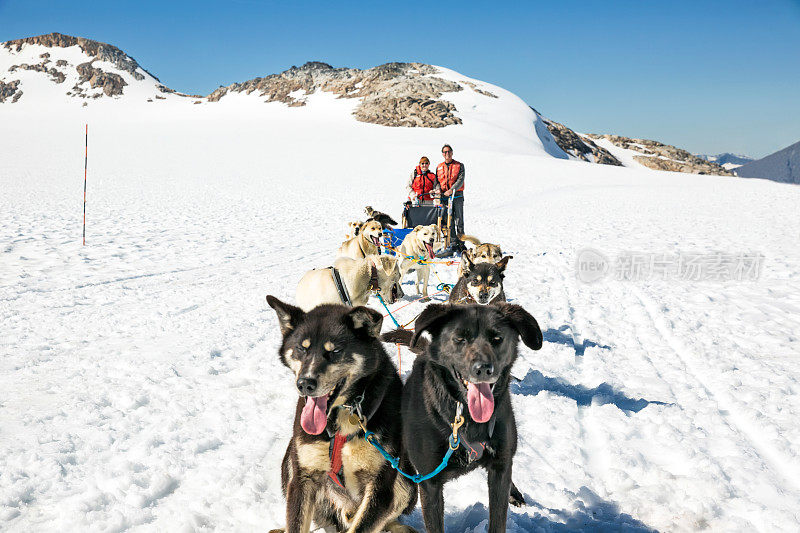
left=2, top=0, right=799, bottom=157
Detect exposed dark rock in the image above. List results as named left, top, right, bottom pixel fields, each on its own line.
left=75, top=60, right=128, bottom=96
left=543, top=118, right=622, bottom=166
left=208, top=61, right=462, bottom=127
left=0, top=79, right=21, bottom=102
left=9, top=61, right=66, bottom=83
left=461, top=80, right=497, bottom=98
left=56, top=59, right=67, bottom=67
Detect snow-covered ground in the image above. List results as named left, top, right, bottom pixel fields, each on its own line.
left=2, top=66, right=800, bottom=533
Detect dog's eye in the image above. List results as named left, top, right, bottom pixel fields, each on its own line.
left=453, top=336, right=465, bottom=344
left=491, top=336, right=503, bottom=345
left=470, top=280, right=480, bottom=285
left=332, top=348, right=342, bottom=354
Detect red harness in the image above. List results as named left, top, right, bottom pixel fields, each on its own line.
left=327, top=432, right=348, bottom=487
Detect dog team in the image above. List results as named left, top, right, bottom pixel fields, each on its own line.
left=266, top=198, right=542, bottom=532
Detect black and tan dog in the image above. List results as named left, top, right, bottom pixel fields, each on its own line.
left=448, top=255, right=512, bottom=305
left=397, top=303, right=543, bottom=533
left=266, top=296, right=417, bottom=533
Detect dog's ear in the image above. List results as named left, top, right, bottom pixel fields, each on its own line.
left=496, top=255, right=513, bottom=272
left=411, top=304, right=456, bottom=348
left=461, top=254, right=474, bottom=276
left=266, top=295, right=305, bottom=337
left=497, top=303, right=543, bottom=350
left=413, top=225, right=423, bottom=232
left=346, top=306, right=383, bottom=338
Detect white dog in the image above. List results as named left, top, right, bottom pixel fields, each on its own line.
left=397, top=224, right=438, bottom=299
left=296, top=255, right=402, bottom=311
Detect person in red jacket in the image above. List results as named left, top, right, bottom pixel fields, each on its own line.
left=436, top=144, right=465, bottom=250
left=407, top=156, right=440, bottom=205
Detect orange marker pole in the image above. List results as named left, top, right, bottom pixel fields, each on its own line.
left=83, top=124, right=87, bottom=245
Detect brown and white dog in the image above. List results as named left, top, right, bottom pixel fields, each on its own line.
left=459, top=236, right=503, bottom=277
left=338, top=220, right=384, bottom=260
left=397, top=224, right=438, bottom=300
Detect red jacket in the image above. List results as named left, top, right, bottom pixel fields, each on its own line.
left=411, top=166, right=438, bottom=201
left=436, top=160, right=464, bottom=193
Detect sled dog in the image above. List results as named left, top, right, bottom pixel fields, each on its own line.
left=296, top=255, right=402, bottom=312
left=448, top=255, right=512, bottom=306
left=266, top=297, right=418, bottom=533
left=458, top=236, right=503, bottom=277
left=399, top=303, right=543, bottom=533
left=397, top=224, right=438, bottom=299
left=338, top=219, right=384, bottom=260
left=345, top=221, right=362, bottom=240
left=365, top=206, right=398, bottom=229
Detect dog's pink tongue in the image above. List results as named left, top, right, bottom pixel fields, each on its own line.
left=467, top=382, right=494, bottom=423
left=300, top=395, right=328, bottom=435
left=425, top=242, right=434, bottom=259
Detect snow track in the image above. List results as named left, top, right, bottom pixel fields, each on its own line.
left=2, top=100, right=800, bottom=531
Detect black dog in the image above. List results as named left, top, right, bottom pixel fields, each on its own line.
left=266, top=296, right=417, bottom=533
left=400, top=303, right=543, bottom=533
left=449, top=255, right=511, bottom=305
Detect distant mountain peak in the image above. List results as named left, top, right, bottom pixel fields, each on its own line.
left=735, top=141, right=800, bottom=184
left=2, top=32, right=157, bottom=82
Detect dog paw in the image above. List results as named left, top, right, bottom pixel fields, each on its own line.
left=509, top=484, right=526, bottom=507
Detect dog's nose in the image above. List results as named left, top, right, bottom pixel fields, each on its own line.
left=471, top=362, right=494, bottom=380
left=296, top=377, right=318, bottom=396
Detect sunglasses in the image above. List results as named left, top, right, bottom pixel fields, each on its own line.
left=420, top=162, right=430, bottom=165
left=442, top=150, right=452, bottom=154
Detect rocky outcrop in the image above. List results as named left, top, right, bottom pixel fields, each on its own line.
left=74, top=61, right=127, bottom=97
left=542, top=118, right=622, bottom=166
left=0, top=79, right=22, bottom=103
left=1, top=33, right=189, bottom=99
left=461, top=80, right=497, bottom=98
left=3, top=32, right=152, bottom=81
left=587, top=134, right=733, bottom=175
left=208, top=61, right=463, bottom=127
left=9, top=60, right=66, bottom=84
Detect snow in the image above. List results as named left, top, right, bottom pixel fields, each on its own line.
left=2, top=50, right=800, bottom=532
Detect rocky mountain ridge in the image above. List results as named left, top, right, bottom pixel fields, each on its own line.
left=585, top=134, right=734, bottom=175
left=208, top=61, right=466, bottom=127
left=1, top=32, right=189, bottom=102
left=1, top=32, right=748, bottom=178
left=696, top=152, right=753, bottom=168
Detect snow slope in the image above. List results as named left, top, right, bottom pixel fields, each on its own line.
left=0, top=41, right=182, bottom=105
left=735, top=141, right=800, bottom=184
left=2, top=62, right=800, bottom=533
